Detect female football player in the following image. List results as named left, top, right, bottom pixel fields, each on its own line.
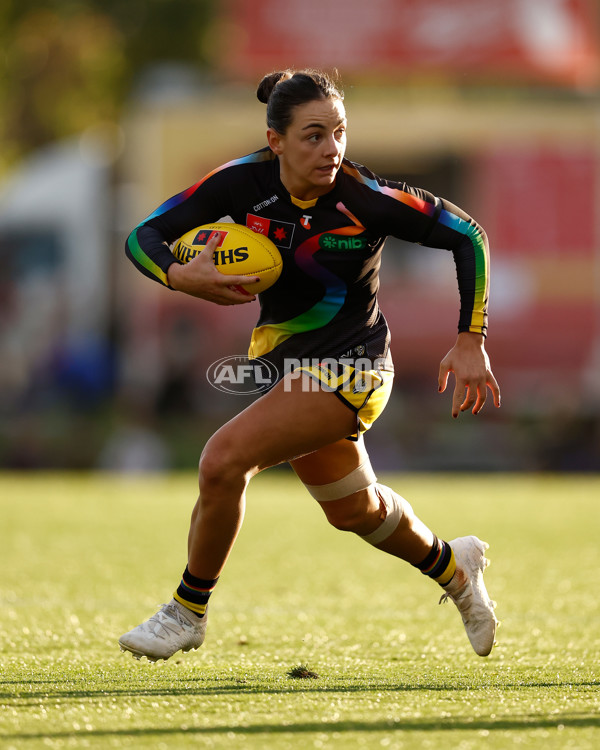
left=120, top=69, right=501, bottom=662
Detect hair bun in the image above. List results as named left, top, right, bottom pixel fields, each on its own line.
left=256, top=70, right=293, bottom=104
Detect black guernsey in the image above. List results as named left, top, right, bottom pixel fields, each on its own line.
left=126, top=147, right=489, bottom=381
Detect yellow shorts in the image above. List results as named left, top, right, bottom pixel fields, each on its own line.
left=295, top=361, right=394, bottom=440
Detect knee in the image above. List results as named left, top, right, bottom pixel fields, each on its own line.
left=321, top=490, right=374, bottom=534
left=198, top=444, right=224, bottom=491
left=198, top=433, right=250, bottom=496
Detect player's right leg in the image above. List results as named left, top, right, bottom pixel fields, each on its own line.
left=118, top=371, right=357, bottom=661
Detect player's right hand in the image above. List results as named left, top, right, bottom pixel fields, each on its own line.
left=167, top=232, right=260, bottom=305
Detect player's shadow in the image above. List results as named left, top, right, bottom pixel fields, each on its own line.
left=2, top=677, right=599, bottom=702
left=3, top=713, right=600, bottom=744
left=3, top=676, right=600, bottom=744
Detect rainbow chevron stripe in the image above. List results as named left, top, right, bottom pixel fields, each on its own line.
left=249, top=225, right=364, bottom=358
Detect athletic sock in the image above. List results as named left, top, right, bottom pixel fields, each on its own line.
left=415, top=535, right=456, bottom=587
left=173, top=566, right=219, bottom=618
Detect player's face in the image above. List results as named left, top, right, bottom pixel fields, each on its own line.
left=268, top=97, right=347, bottom=201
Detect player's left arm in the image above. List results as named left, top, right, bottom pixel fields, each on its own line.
left=364, top=177, right=500, bottom=417
left=346, top=165, right=501, bottom=416
left=419, top=197, right=501, bottom=416
left=346, top=165, right=489, bottom=337
left=414, top=194, right=489, bottom=336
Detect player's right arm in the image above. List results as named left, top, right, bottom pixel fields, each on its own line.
left=125, top=169, right=258, bottom=305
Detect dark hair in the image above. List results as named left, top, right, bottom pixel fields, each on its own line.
left=256, top=69, right=344, bottom=134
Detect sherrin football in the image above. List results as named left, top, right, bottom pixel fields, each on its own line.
left=172, top=223, right=282, bottom=294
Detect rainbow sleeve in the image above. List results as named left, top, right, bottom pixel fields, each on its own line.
left=343, top=162, right=489, bottom=335
left=437, top=209, right=489, bottom=334
left=125, top=150, right=275, bottom=287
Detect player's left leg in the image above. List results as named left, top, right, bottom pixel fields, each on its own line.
left=290, top=437, right=436, bottom=564
left=290, top=436, right=498, bottom=656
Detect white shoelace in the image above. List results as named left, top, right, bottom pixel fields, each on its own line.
left=147, top=603, right=191, bottom=637
left=440, top=584, right=471, bottom=605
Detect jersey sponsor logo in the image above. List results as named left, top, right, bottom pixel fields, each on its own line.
left=319, top=233, right=367, bottom=251
left=253, top=195, right=279, bottom=212
left=246, top=213, right=295, bottom=249
left=300, top=214, right=312, bottom=230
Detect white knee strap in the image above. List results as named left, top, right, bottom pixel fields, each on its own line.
left=360, top=486, right=410, bottom=546
left=303, top=460, right=377, bottom=502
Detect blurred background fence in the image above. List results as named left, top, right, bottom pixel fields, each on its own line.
left=1, top=0, right=599, bottom=472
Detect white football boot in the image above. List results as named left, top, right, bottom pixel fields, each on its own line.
left=119, top=599, right=207, bottom=662
left=439, top=536, right=498, bottom=656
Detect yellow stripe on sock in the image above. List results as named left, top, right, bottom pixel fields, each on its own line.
left=434, top=549, right=457, bottom=587
left=173, top=591, right=207, bottom=615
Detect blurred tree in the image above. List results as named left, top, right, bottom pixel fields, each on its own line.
left=0, top=0, right=217, bottom=175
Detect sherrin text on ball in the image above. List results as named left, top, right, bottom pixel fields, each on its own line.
left=172, top=223, right=282, bottom=294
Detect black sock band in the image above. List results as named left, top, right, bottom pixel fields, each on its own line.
left=173, top=566, right=219, bottom=617
left=415, top=536, right=456, bottom=586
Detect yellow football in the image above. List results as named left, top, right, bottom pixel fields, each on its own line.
left=172, top=223, right=283, bottom=294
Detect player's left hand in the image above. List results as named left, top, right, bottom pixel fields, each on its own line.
left=438, top=332, right=501, bottom=418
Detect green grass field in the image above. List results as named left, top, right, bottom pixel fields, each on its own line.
left=1, top=472, right=598, bottom=749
